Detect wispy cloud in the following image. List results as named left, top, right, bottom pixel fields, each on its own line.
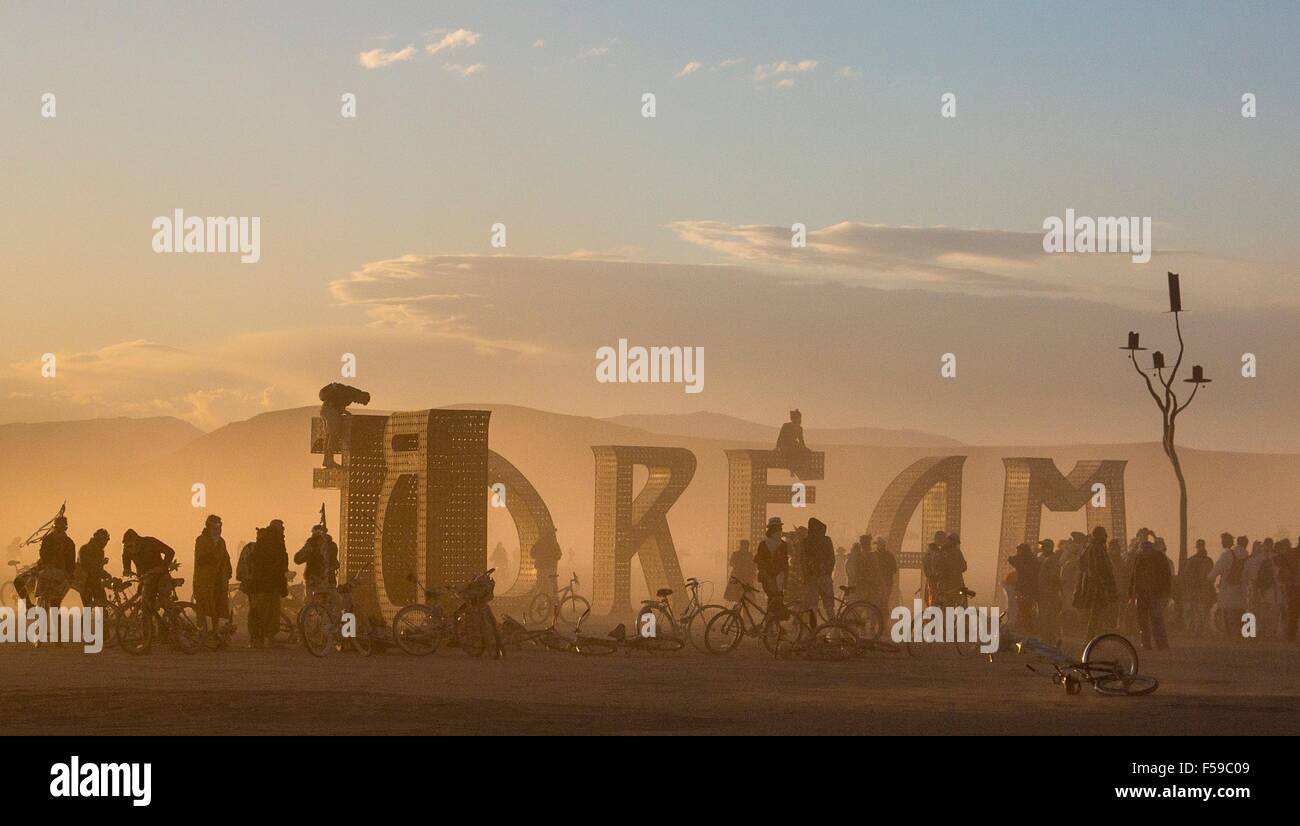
left=835, top=65, right=862, bottom=79
left=580, top=38, right=620, bottom=59
left=675, top=61, right=703, bottom=78
left=443, top=62, right=485, bottom=77
left=752, top=59, right=818, bottom=86
left=426, top=28, right=481, bottom=55
left=358, top=45, right=417, bottom=69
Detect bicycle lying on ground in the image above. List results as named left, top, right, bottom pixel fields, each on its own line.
left=1009, top=631, right=1158, bottom=696
left=525, top=572, right=591, bottom=627
left=635, top=577, right=726, bottom=653
left=704, top=578, right=803, bottom=655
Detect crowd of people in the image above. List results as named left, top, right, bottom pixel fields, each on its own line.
left=6, top=512, right=343, bottom=649
left=725, top=519, right=1300, bottom=650
left=1002, top=528, right=1300, bottom=648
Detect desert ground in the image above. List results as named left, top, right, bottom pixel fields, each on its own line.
left=1, top=622, right=1296, bottom=736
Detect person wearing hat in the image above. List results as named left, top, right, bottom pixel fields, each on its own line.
left=246, top=520, right=289, bottom=648
left=725, top=540, right=757, bottom=603
left=1074, top=526, right=1118, bottom=639
left=294, top=522, right=339, bottom=606
left=75, top=528, right=112, bottom=608
left=122, top=528, right=177, bottom=611
left=193, top=515, right=233, bottom=637
left=36, top=514, right=76, bottom=611
left=753, top=516, right=789, bottom=617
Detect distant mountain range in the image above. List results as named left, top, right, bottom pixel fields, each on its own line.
left=3, top=406, right=1298, bottom=608
left=603, top=411, right=962, bottom=447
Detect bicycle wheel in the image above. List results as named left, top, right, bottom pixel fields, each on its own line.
left=1094, top=673, right=1159, bottom=696
left=839, top=600, right=883, bottom=641
left=299, top=604, right=334, bottom=657
left=685, top=604, right=727, bottom=653
left=762, top=612, right=808, bottom=655
left=117, top=608, right=152, bottom=655
left=808, top=622, right=859, bottom=661
left=169, top=602, right=204, bottom=654
left=275, top=608, right=301, bottom=645
left=557, top=594, right=591, bottom=626
left=637, top=603, right=673, bottom=639
left=455, top=609, right=487, bottom=657
left=352, top=624, right=374, bottom=656
left=1082, top=633, right=1139, bottom=677
left=525, top=592, right=555, bottom=625
left=641, top=633, right=685, bottom=653
left=703, top=609, right=745, bottom=655
left=393, top=604, right=442, bottom=655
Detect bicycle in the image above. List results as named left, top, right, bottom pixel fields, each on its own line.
left=1009, top=630, right=1158, bottom=696
left=525, top=572, right=591, bottom=627
left=635, top=577, right=726, bottom=653
left=2, top=559, right=37, bottom=610
left=298, top=564, right=387, bottom=657
left=703, top=578, right=804, bottom=655
left=391, top=568, right=500, bottom=657
left=904, top=586, right=981, bottom=657
left=116, top=573, right=204, bottom=655
left=774, top=620, right=861, bottom=661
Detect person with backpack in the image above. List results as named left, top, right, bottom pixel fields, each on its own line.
left=318, top=383, right=371, bottom=469
left=1129, top=539, right=1173, bottom=650
left=1209, top=534, right=1250, bottom=639
left=246, top=521, right=289, bottom=648
left=1245, top=539, right=1280, bottom=639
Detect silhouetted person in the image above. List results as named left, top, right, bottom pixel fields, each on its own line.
left=1129, top=540, right=1172, bottom=650
left=1036, top=539, right=1061, bottom=641
left=1180, top=539, right=1214, bottom=636
left=753, top=517, right=788, bottom=618
left=193, top=515, right=232, bottom=636
left=490, top=541, right=509, bottom=575
left=846, top=536, right=867, bottom=595
left=318, top=383, right=371, bottom=469
left=931, top=533, right=968, bottom=607
left=1209, top=535, right=1249, bottom=639
left=1246, top=539, right=1280, bottom=639
left=75, top=528, right=111, bottom=608
left=726, top=540, right=756, bottom=602
left=294, top=523, right=339, bottom=604
left=775, top=409, right=813, bottom=477
left=1277, top=538, right=1300, bottom=642
left=1074, top=527, right=1117, bottom=639
left=122, top=529, right=176, bottom=611
left=833, top=545, right=848, bottom=592
left=921, top=530, right=947, bottom=606
left=865, top=536, right=896, bottom=614
left=1009, top=542, right=1040, bottom=631
left=528, top=528, right=562, bottom=594
left=247, top=521, right=289, bottom=648
left=802, top=518, right=836, bottom=626
left=35, top=514, right=76, bottom=611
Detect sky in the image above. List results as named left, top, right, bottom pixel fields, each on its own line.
left=2, top=1, right=1299, bottom=449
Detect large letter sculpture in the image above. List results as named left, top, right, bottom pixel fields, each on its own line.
left=488, top=448, right=558, bottom=607
left=724, top=449, right=824, bottom=579
left=312, top=409, right=490, bottom=622
left=866, top=456, right=966, bottom=571
left=996, top=458, right=1127, bottom=601
left=591, top=446, right=694, bottom=614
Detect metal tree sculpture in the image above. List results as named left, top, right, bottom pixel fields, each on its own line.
left=1120, top=272, right=1211, bottom=572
